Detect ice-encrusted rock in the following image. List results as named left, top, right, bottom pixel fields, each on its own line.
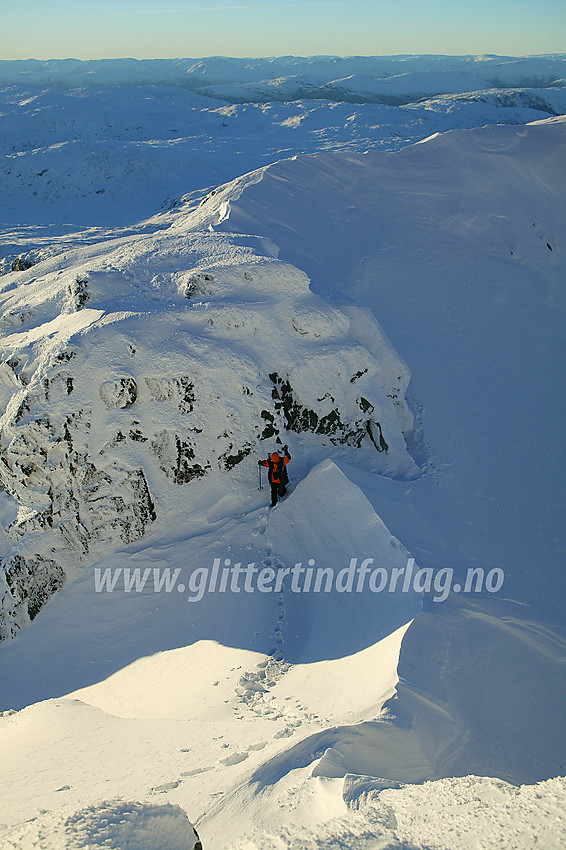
left=0, top=554, right=65, bottom=641
left=99, top=377, right=138, bottom=409
left=2, top=799, right=203, bottom=850
left=64, top=800, right=202, bottom=850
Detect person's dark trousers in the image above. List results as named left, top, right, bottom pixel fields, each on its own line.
left=270, top=483, right=279, bottom=507
left=271, top=482, right=287, bottom=506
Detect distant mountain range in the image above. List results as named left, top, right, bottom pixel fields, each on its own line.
left=1, top=54, right=565, bottom=103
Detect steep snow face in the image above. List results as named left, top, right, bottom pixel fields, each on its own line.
left=0, top=224, right=418, bottom=639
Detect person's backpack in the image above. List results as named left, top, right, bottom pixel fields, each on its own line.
left=267, top=449, right=290, bottom=486
left=269, top=452, right=281, bottom=484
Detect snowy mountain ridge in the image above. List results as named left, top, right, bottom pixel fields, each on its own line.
left=2, top=54, right=565, bottom=103
left=2, top=71, right=565, bottom=239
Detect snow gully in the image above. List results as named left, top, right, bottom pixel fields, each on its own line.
left=93, top=558, right=505, bottom=603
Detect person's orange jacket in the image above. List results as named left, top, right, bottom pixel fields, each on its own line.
left=260, top=451, right=290, bottom=484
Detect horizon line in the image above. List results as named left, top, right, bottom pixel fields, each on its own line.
left=2, top=52, right=566, bottom=63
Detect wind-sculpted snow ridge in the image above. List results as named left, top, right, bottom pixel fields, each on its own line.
left=225, top=774, right=566, bottom=849
left=236, top=596, right=566, bottom=790
left=0, top=218, right=419, bottom=639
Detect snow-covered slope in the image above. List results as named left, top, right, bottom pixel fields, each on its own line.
left=1, top=70, right=566, bottom=849
left=203, top=117, right=566, bottom=612
left=182, top=116, right=566, bottom=785
left=1, top=57, right=565, bottom=233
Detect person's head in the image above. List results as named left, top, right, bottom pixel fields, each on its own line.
left=271, top=451, right=280, bottom=461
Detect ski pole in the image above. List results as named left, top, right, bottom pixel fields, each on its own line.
left=258, top=463, right=263, bottom=490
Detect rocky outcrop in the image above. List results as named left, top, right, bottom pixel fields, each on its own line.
left=0, top=224, right=420, bottom=639
left=99, top=377, right=138, bottom=409
left=0, top=554, right=65, bottom=641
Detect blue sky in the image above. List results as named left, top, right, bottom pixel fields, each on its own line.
left=1, top=0, right=564, bottom=59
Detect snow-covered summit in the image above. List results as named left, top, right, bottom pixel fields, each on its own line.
left=0, top=198, right=418, bottom=639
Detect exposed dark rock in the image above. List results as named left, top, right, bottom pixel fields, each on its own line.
left=0, top=401, right=158, bottom=639
left=144, top=376, right=195, bottom=413
left=52, top=350, right=76, bottom=366
left=1, top=555, right=65, bottom=639
left=151, top=430, right=209, bottom=484
left=6, top=504, right=53, bottom=542
left=269, top=372, right=352, bottom=441
left=100, top=469, right=157, bottom=542
left=10, top=255, right=35, bottom=272
left=366, top=420, right=389, bottom=453
left=183, top=273, right=214, bottom=299
left=127, top=469, right=157, bottom=525
left=99, top=377, right=138, bottom=409
left=219, top=442, right=253, bottom=470
left=0, top=309, right=35, bottom=332
left=129, top=426, right=148, bottom=443
left=270, top=372, right=319, bottom=434
left=259, top=410, right=279, bottom=440
left=13, top=399, right=31, bottom=424
left=176, top=377, right=195, bottom=413
left=350, top=368, right=368, bottom=383
left=268, top=371, right=387, bottom=452
left=358, top=396, right=374, bottom=413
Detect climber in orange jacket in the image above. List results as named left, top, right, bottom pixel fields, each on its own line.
left=259, top=446, right=291, bottom=507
